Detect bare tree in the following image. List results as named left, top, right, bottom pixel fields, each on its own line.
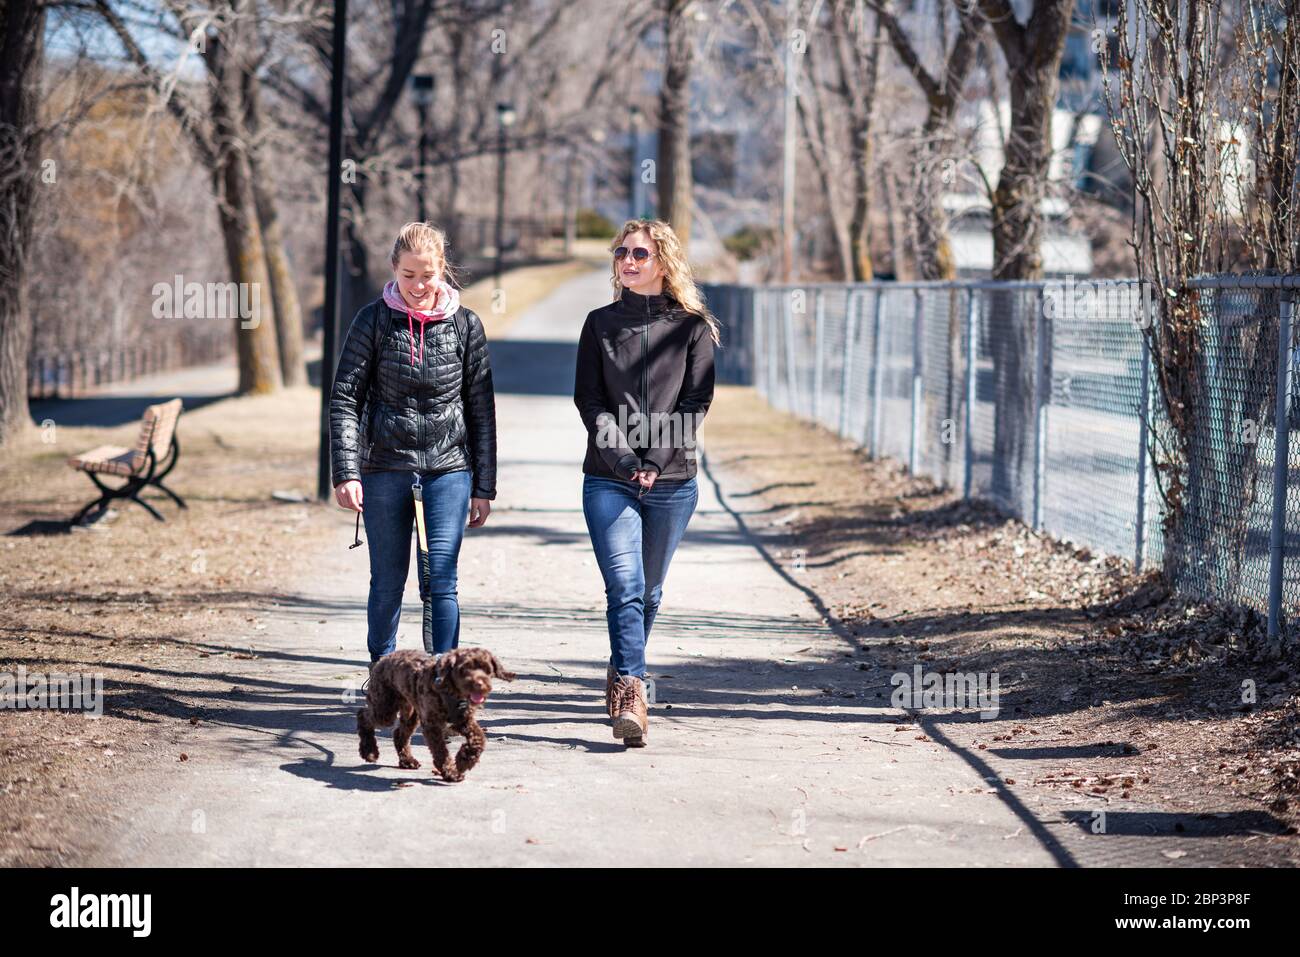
left=245, top=60, right=305, bottom=387
left=869, top=0, right=982, bottom=281
left=1102, top=0, right=1300, bottom=596
left=658, top=0, right=696, bottom=245
left=976, top=0, right=1074, bottom=280
left=794, top=2, right=857, bottom=278
left=826, top=0, right=884, bottom=280
left=0, top=0, right=46, bottom=446
left=93, top=0, right=292, bottom=393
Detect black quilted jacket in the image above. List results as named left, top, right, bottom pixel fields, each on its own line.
left=329, top=299, right=497, bottom=499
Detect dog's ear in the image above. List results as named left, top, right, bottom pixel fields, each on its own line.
left=488, top=652, right=516, bottom=682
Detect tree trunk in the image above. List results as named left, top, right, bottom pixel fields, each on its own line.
left=839, top=4, right=882, bottom=281
left=989, top=66, right=1057, bottom=281
left=847, top=118, right=875, bottom=281
left=795, top=82, right=853, bottom=279
left=343, top=178, right=378, bottom=326
left=979, top=0, right=1071, bottom=506
left=988, top=57, right=1058, bottom=504
left=0, top=0, right=44, bottom=448
left=657, top=0, right=693, bottom=245
left=913, top=111, right=958, bottom=281
left=207, top=23, right=281, bottom=394
left=245, top=70, right=305, bottom=386
left=880, top=161, right=912, bottom=280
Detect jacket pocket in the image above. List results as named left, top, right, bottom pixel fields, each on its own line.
left=364, top=403, right=376, bottom=449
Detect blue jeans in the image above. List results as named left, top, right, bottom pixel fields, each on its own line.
left=582, top=474, right=699, bottom=678
left=360, top=469, right=472, bottom=661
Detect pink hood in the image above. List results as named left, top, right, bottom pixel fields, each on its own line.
left=382, top=279, right=461, bottom=368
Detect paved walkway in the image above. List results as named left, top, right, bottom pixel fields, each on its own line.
left=90, top=270, right=1061, bottom=866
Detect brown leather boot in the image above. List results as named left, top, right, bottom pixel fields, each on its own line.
left=611, top=676, right=647, bottom=746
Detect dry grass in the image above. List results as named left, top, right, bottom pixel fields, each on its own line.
left=705, top=384, right=1300, bottom=863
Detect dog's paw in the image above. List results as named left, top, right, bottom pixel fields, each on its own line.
left=438, top=766, right=464, bottom=783
left=398, top=755, right=421, bottom=770
left=360, top=747, right=380, bottom=763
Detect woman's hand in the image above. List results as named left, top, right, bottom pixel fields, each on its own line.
left=335, top=479, right=363, bottom=512
left=468, top=497, right=492, bottom=528
left=634, top=468, right=658, bottom=491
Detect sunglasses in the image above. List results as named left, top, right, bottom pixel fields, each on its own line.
left=614, top=246, right=653, bottom=262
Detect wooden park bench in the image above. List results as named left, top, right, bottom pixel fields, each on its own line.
left=67, top=398, right=188, bottom=525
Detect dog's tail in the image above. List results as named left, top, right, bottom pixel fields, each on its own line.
left=357, top=707, right=380, bottom=763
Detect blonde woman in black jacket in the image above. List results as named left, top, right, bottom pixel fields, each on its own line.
left=574, top=218, right=719, bottom=747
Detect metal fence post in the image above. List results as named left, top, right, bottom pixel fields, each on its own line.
left=783, top=289, right=800, bottom=415
left=1135, top=284, right=1152, bottom=572
left=750, top=292, right=759, bottom=390
left=909, top=289, right=923, bottom=475
left=1032, top=287, right=1048, bottom=531
left=963, top=288, right=978, bottom=499
left=870, top=289, right=885, bottom=457
left=748, top=286, right=759, bottom=387
left=840, top=290, right=859, bottom=439
left=764, top=291, right=774, bottom=400
left=1268, top=295, right=1293, bottom=641
left=813, top=289, right=825, bottom=425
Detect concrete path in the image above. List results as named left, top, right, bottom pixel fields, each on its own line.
left=92, top=270, right=1060, bottom=866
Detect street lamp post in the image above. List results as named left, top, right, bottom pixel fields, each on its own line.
left=411, top=74, right=434, bottom=222
left=629, top=104, right=641, bottom=220
left=318, top=0, right=348, bottom=501
left=494, top=102, right=516, bottom=290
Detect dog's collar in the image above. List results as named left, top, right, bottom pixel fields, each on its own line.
left=432, top=657, right=473, bottom=715
left=434, top=673, right=470, bottom=715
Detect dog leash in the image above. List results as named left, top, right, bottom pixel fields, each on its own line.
left=411, top=473, right=435, bottom=655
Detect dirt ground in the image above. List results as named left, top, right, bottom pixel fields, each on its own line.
left=702, top=386, right=1300, bottom=865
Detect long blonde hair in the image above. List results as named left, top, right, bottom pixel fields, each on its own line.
left=610, top=219, right=721, bottom=346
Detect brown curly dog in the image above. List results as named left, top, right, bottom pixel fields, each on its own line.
left=357, top=647, right=515, bottom=782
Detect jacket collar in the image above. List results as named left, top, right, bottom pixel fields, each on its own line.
left=619, top=285, right=677, bottom=316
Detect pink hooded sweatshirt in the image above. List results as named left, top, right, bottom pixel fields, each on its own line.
left=381, top=279, right=461, bottom=368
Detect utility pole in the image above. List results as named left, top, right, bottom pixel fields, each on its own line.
left=782, top=0, right=798, bottom=282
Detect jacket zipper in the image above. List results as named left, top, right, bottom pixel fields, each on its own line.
left=641, top=297, right=649, bottom=453
left=415, top=315, right=424, bottom=472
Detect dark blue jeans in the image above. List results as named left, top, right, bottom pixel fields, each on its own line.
left=360, top=469, right=472, bottom=661
left=582, top=474, right=699, bottom=678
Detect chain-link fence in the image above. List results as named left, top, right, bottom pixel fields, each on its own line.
left=703, top=276, right=1300, bottom=637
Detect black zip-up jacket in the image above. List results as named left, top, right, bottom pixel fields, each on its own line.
left=330, top=298, right=497, bottom=499
left=574, top=286, right=716, bottom=482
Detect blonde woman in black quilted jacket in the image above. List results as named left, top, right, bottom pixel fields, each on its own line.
left=329, top=222, right=497, bottom=663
